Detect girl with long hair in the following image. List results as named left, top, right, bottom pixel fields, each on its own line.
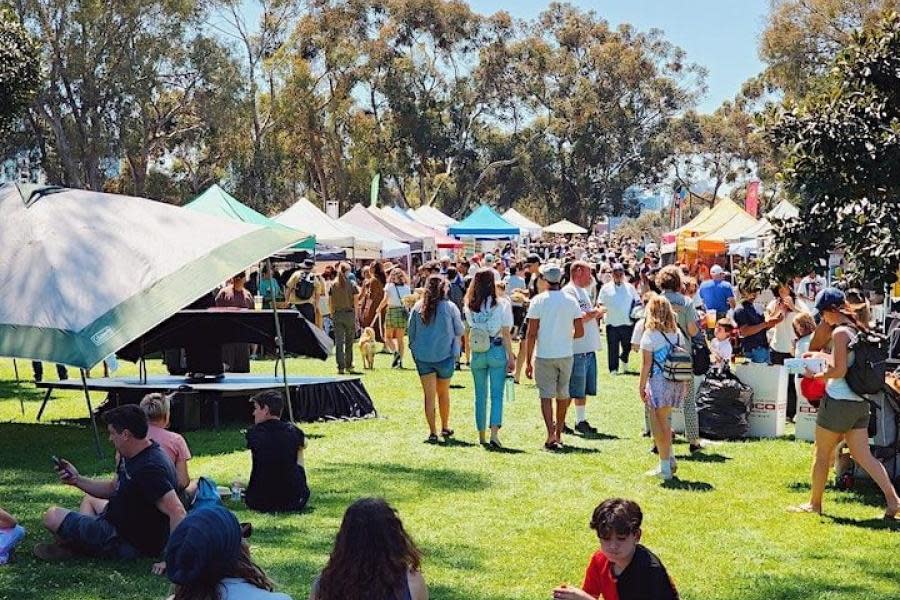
left=360, top=262, right=387, bottom=340
left=408, top=275, right=464, bottom=443
left=311, top=498, right=427, bottom=600
left=793, top=288, right=899, bottom=518
left=377, top=268, right=412, bottom=369
left=638, top=295, right=690, bottom=480
left=166, top=506, right=290, bottom=600
left=464, top=270, right=516, bottom=447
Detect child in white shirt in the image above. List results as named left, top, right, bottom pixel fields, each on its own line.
left=710, top=319, right=734, bottom=365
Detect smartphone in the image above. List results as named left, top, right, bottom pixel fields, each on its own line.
left=51, top=455, right=63, bottom=469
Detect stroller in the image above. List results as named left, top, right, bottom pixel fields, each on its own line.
left=834, top=377, right=900, bottom=490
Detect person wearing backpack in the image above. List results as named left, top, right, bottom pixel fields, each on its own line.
left=286, top=259, right=319, bottom=323
left=638, top=295, right=691, bottom=480
left=792, top=288, right=899, bottom=519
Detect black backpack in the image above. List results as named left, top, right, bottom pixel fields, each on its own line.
left=846, top=327, right=888, bottom=396
left=296, top=273, right=315, bottom=301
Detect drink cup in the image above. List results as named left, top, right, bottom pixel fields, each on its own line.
left=705, top=312, right=717, bottom=329
left=254, top=295, right=263, bottom=311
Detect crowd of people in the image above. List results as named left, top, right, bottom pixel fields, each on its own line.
left=12, top=230, right=898, bottom=600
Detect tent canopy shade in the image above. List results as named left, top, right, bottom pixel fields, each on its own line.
left=366, top=206, right=436, bottom=254
left=184, top=184, right=315, bottom=251
left=341, top=204, right=423, bottom=253
left=447, top=205, right=520, bottom=238
left=678, top=199, right=754, bottom=253
left=412, top=204, right=457, bottom=228
left=502, top=208, right=543, bottom=238
left=375, top=206, right=462, bottom=249
left=662, top=206, right=712, bottom=243
left=543, top=219, right=588, bottom=235
left=767, top=199, right=799, bottom=220
left=694, top=208, right=761, bottom=254
left=275, top=197, right=382, bottom=257
left=0, top=183, right=308, bottom=369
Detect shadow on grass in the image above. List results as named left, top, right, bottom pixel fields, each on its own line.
left=676, top=452, right=732, bottom=463
left=573, top=431, right=621, bottom=441
left=661, top=478, right=714, bottom=492
left=824, top=513, right=899, bottom=530
left=787, top=480, right=887, bottom=508
left=554, top=445, right=601, bottom=455
left=0, top=379, right=46, bottom=404
left=728, top=571, right=887, bottom=600
left=315, top=462, right=491, bottom=496
left=483, top=445, right=527, bottom=455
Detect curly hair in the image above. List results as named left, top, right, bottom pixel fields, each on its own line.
left=317, top=498, right=422, bottom=600
left=172, top=544, right=274, bottom=600
left=655, top=265, right=682, bottom=293
left=420, top=275, right=447, bottom=325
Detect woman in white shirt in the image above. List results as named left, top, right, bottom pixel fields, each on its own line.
left=464, top=269, right=515, bottom=447
left=378, top=268, right=413, bottom=369
left=766, top=283, right=800, bottom=419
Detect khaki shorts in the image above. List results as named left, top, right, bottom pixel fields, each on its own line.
left=816, top=395, right=870, bottom=433
left=534, top=356, right=574, bottom=399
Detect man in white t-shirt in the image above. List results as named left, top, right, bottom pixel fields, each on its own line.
left=796, top=268, right=826, bottom=302
left=597, top=264, right=639, bottom=375
left=525, top=263, right=584, bottom=450
left=562, top=261, right=605, bottom=435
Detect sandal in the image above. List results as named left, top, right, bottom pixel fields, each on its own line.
left=426, top=433, right=439, bottom=444
left=441, top=428, right=454, bottom=438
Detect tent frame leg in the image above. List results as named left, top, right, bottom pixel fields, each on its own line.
left=36, top=388, right=53, bottom=421
left=266, top=258, right=295, bottom=423
left=80, top=370, right=103, bottom=458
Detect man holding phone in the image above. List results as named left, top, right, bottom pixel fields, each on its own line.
left=36, top=405, right=185, bottom=564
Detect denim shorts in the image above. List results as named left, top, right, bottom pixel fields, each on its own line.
left=57, top=512, right=140, bottom=560
left=569, top=352, right=598, bottom=399
left=414, top=354, right=456, bottom=380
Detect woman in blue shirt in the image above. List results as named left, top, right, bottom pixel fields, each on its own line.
left=408, top=275, right=464, bottom=443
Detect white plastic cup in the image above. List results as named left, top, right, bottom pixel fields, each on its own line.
left=254, top=295, right=263, bottom=311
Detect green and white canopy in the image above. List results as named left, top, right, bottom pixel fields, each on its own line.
left=0, top=184, right=309, bottom=369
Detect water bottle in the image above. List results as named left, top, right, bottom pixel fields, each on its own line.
left=505, top=375, right=515, bottom=403
left=230, top=482, right=242, bottom=502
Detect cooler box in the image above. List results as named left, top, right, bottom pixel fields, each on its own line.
left=794, top=378, right=818, bottom=442
left=735, top=363, right=788, bottom=438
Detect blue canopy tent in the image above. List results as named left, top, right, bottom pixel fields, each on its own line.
left=447, top=205, right=520, bottom=239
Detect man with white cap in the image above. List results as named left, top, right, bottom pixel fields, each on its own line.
left=698, top=264, right=735, bottom=320
left=597, top=263, right=640, bottom=375
left=525, top=262, right=584, bottom=450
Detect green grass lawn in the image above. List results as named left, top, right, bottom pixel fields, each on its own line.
left=0, top=348, right=897, bottom=600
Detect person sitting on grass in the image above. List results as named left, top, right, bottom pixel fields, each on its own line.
left=552, top=498, right=679, bottom=600
left=309, top=497, right=427, bottom=600
left=0, top=507, right=26, bottom=565
left=165, top=505, right=292, bottom=600
left=37, top=405, right=185, bottom=563
left=80, top=393, right=195, bottom=517
left=242, top=391, right=310, bottom=513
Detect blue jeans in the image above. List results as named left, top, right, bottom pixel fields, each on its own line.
left=748, top=346, right=770, bottom=364
left=470, top=344, right=507, bottom=431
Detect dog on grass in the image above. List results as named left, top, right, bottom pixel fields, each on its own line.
left=359, top=327, right=377, bottom=369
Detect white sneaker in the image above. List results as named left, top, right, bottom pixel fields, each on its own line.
left=645, top=466, right=673, bottom=480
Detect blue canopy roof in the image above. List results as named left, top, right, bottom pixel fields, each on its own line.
left=447, top=205, right=520, bottom=238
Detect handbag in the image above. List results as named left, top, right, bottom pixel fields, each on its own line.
left=679, top=324, right=711, bottom=375
left=392, top=285, right=410, bottom=321
left=655, top=332, right=694, bottom=382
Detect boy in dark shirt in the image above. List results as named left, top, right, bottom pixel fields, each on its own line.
left=244, top=391, right=310, bottom=512
left=553, top=498, right=678, bottom=600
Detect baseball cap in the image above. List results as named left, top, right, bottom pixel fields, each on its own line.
left=526, top=253, right=541, bottom=264
left=612, top=263, right=624, bottom=272
left=815, top=287, right=845, bottom=313
left=540, top=263, right=563, bottom=283
left=710, top=265, right=723, bottom=276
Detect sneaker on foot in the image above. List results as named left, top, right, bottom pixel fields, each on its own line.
left=575, top=420, right=598, bottom=434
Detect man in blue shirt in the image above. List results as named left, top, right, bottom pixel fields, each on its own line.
left=698, top=265, right=735, bottom=318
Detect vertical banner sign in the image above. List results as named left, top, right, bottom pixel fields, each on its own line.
left=369, top=172, right=381, bottom=207
left=745, top=180, right=760, bottom=218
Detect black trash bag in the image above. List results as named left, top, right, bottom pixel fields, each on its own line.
left=697, top=367, right=753, bottom=440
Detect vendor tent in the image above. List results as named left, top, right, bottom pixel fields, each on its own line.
left=276, top=198, right=382, bottom=259
left=0, top=183, right=309, bottom=452
left=543, top=219, right=588, bottom=235
left=502, top=208, right=543, bottom=238
left=341, top=204, right=423, bottom=254
left=678, top=199, right=754, bottom=253
left=694, top=208, right=762, bottom=254
left=727, top=218, right=773, bottom=256
left=185, top=184, right=315, bottom=251
left=662, top=206, right=712, bottom=243
left=447, top=205, right=520, bottom=239
left=412, top=205, right=457, bottom=228
left=379, top=206, right=463, bottom=249
left=367, top=206, right=436, bottom=255
left=767, top=199, right=799, bottom=220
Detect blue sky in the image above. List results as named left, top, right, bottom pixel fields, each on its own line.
left=238, top=0, right=770, bottom=114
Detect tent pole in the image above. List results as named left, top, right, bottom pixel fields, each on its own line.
left=13, top=359, right=23, bottom=415
left=81, top=369, right=103, bottom=458
left=12, top=359, right=19, bottom=383
left=267, top=259, right=295, bottom=423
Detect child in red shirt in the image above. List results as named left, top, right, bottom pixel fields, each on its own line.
left=552, top=498, right=679, bottom=600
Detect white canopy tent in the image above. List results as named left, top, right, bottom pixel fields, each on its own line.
left=502, top=208, right=543, bottom=238
left=767, top=199, right=799, bottom=220
left=543, top=219, right=588, bottom=235
left=411, top=205, right=457, bottom=229
left=275, top=197, right=384, bottom=259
